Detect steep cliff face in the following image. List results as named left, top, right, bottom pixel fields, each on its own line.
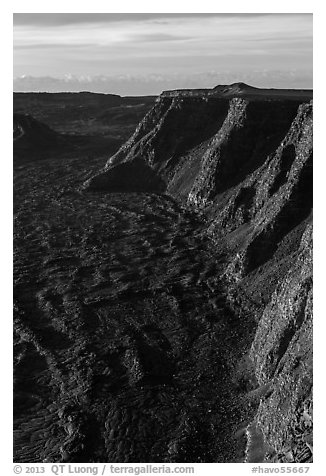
left=85, top=85, right=313, bottom=462
left=249, top=223, right=312, bottom=463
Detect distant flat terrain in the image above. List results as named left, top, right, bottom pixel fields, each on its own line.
left=161, top=82, right=313, bottom=101
left=13, top=92, right=156, bottom=139
left=13, top=92, right=156, bottom=164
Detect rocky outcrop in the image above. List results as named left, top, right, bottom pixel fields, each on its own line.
left=85, top=84, right=313, bottom=462
left=161, top=82, right=312, bottom=100
left=14, top=113, right=59, bottom=142
left=83, top=157, right=165, bottom=193
left=249, top=223, right=312, bottom=462
left=13, top=113, right=67, bottom=160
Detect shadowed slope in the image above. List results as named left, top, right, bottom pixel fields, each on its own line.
left=85, top=84, right=313, bottom=463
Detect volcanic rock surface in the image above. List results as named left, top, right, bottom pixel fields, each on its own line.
left=14, top=113, right=65, bottom=155
left=14, top=84, right=313, bottom=463
left=14, top=92, right=156, bottom=139
left=86, top=84, right=313, bottom=463
left=13, top=94, right=156, bottom=166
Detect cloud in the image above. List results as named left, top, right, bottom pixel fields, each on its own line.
left=14, top=43, right=95, bottom=50
left=128, top=33, right=193, bottom=43
left=13, top=13, right=282, bottom=27
left=13, top=13, right=312, bottom=87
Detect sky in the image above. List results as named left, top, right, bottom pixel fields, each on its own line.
left=13, top=13, right=313, bottom=95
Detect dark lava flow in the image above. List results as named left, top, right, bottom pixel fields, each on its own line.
left=14, top=155, right=256, bottom=463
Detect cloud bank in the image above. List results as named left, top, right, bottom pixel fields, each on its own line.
left=13, top=71, right=312, bottom=96
left=13, top=13, right=312, bottom=94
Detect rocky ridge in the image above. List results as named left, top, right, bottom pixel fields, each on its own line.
left=13, top=113, right=69, bottom=161
left=14, top=113, right=61, bottom=145
left=85, top=84, right=313, bottom=462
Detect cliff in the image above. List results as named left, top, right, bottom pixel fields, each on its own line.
left=85, top=84, right=313, bottom=462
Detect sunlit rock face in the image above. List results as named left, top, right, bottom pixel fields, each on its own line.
left=86, top=85, right=313, bottom=462
left=250, top=223, right=312, bottom=462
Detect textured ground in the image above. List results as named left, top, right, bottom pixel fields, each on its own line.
left=14, top=92, right=156, bottom=139
left=14, top=154, right=257, bottom=463
left=85, top=86, right=313, bottom=463
left=13, top=86, right=313, bottom=463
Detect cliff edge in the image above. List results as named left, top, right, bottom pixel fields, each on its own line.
left=85, top=84, right=313, bottom=462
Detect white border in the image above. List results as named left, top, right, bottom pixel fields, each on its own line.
left=3, top=2, right=322, bottom=474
